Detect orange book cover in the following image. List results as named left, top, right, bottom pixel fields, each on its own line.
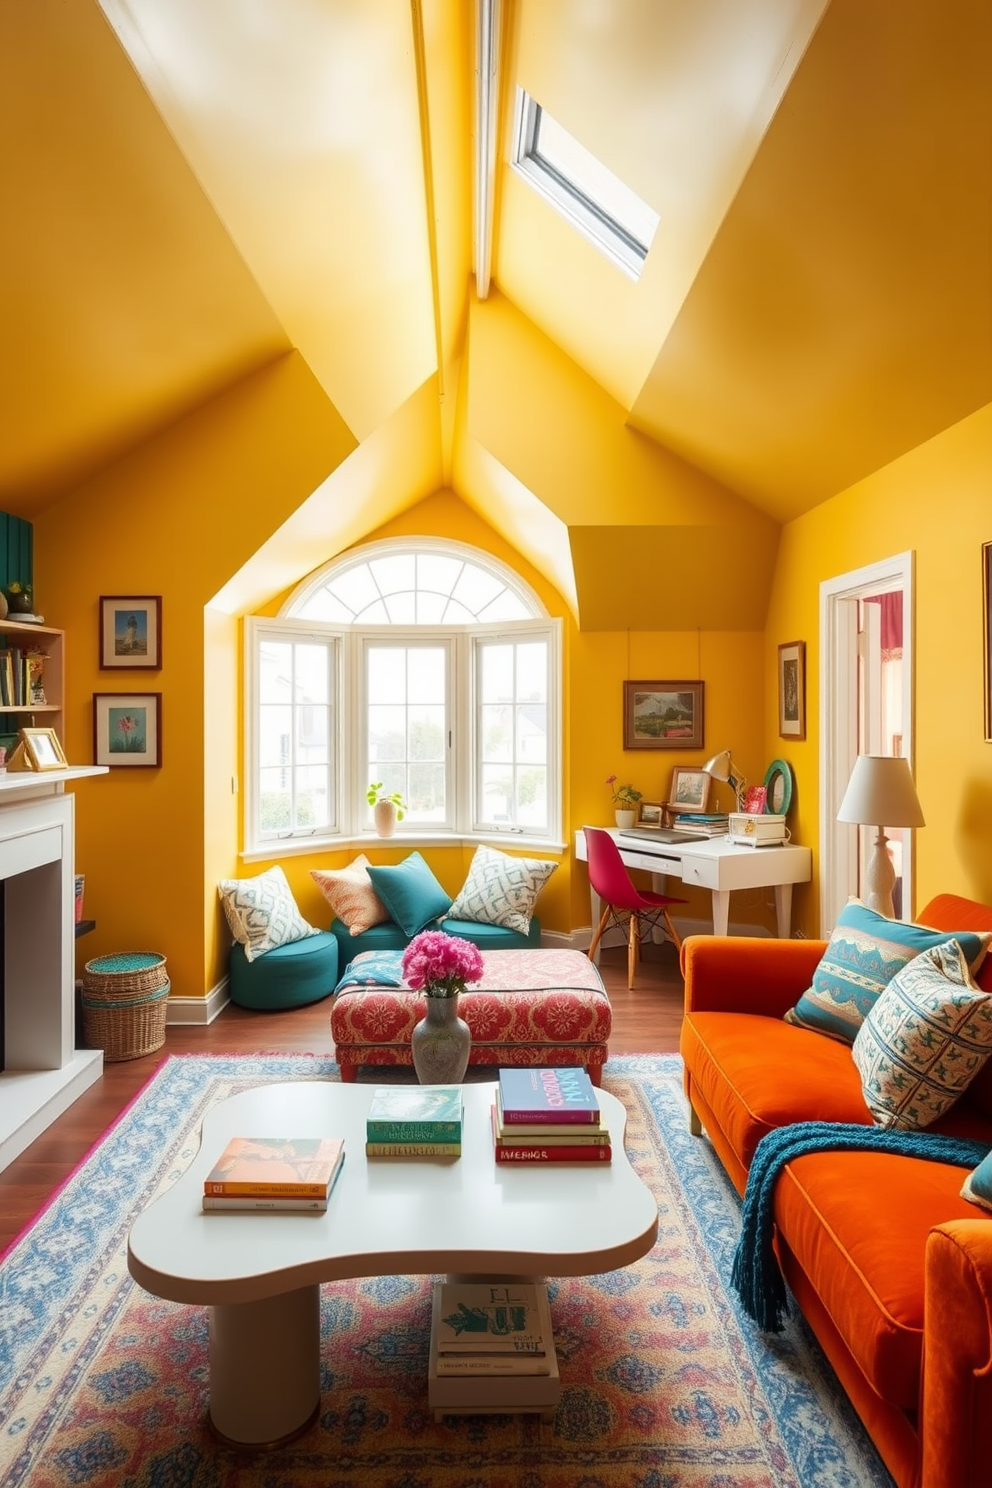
left=203, top=1135, right=344, bottom=1196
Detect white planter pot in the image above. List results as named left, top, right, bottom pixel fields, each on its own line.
left=374, top=799, right=398, bottom=838
left=615, top=809, right=637, bottom=829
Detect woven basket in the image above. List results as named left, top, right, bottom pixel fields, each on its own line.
left=82, top=952, right=169, bottom=1061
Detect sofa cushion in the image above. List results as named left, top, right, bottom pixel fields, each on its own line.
left=681, top=1011, right=872, bottom=1171
left=784, top=898, right=992, bottom=1044
left=366, top=852, right=452, bottom=938
left=311, top=855, right=389, bottom=936
left=447, top=844, right=557, bottom=936
left=961, top=1149, right=992, bottom=1211
left=217, top=865, right=319, bottom=963
left=851, top=940, right=992, bottom=1130
left=776, top=1147, right=985, bottom=1407
left=329, top=914, right=541, bottom=972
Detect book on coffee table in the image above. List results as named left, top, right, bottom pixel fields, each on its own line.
left=203, top=1136, right=344, bottom=1198
left=365, top=1085, right=463, bottom=1143
left=497, top=1067, right=600, bottom=1124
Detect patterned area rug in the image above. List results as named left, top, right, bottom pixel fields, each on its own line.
left=0, top=1053, right=894, bottom=1488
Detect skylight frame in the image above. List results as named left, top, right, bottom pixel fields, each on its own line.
left=511, top=89, right=658, bottom=281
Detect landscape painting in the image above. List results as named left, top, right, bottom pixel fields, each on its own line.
left=623, top=681, right=704, bottom=750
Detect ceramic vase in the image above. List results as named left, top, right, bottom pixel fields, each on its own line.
left=615, top=809, right=636, bottom=829
left=411, top=993, right=471, bottom=1085
left=374, top=799, right=397, bottom=837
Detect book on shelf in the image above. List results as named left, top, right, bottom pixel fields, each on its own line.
left=202, top=1194, right=330, bottom=1212
left=497, top=1066, right=600, bottom=1125
left=492, top=1108, right=612, bottom=1163
left=203, top=1135, right=345, bottom=1197
left=365, top=1141, right=461, bottom=1158
left=436, top=1281, right=545, bottom=1352
left=365, top=1084, right=463, bottom=1142
left=26, top=654, right=46, bottom=705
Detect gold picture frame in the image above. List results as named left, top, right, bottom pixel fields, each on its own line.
left=8, top=726, right=68, bottom=772
left=635, top=800, right=666, bottom=828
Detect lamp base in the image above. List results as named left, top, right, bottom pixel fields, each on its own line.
left=863, top=830, right=897, bottom=918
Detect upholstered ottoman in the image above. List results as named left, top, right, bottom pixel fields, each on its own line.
left=330, top=947, right=611, bottom=1083
left=229, top=931, right=339, bottom=1011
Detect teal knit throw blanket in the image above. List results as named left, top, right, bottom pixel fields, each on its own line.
left=730, top=1122, right=990, bottom=1332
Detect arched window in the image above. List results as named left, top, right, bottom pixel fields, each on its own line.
left=245, top=540, right=561, bottom=853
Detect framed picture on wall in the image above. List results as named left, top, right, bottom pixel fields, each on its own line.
left=94, top=693, right=162, bottom=767
left=623, top=681, right=704, bottom=750
left=777, top=641, right=806, bottom=740
left=984, top=541, right=992, bottom=742
left=100, top=596, right=162, bottom=669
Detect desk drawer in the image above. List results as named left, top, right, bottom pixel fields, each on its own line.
left=680, top=855, right=719, bottom=890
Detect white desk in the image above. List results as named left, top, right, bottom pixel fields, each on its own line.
left=574, top=827, right=812, bottom=943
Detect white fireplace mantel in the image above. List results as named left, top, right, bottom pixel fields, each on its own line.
left=0, top=766, right=108, bottom=1172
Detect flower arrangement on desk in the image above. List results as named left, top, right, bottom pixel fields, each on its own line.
left=606, top=775, right=642, bottom=808
left=401, top=930, right=484, bottom=999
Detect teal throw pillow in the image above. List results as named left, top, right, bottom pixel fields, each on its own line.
left=962, top=1150, right=992, bottom=1212
left=366, top=852, right=452, bottom=939
left=784, top=898, right=992, bottom=1044
left=852, top=940, right=992, bottom=1129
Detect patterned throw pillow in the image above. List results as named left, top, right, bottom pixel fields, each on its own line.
left=447, top=844, right=557, bottom=936
left=311, top=855, right=389, bottom=936
left=784, top=898, right=991, bottom=1044
left=851, top=941, right=992, bottom=1130
left=961, top=1150, right=992, bottom=1212
left=217, top=865, right=319, bottom=963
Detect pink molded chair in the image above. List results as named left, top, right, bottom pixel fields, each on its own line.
left=584, top=827, right=687, bottom=989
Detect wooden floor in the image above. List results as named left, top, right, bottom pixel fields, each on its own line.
left=0, top=942, right=685, bottom=1252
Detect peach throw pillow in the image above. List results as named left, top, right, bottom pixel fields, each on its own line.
left=311, top=855, right=390, bottom=936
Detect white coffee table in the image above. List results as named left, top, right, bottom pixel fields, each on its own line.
left=127, top=1080, right=658, bottom=1446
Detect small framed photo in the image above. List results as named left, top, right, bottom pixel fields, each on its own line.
left=18, top=726, right=67, bottom=771
left=635, top=800, right=666, bottom=828
left=777, top=640, right=806, bottom=740
left=623, top=681, right=704, bottom=750
left=94, top=693, right=162, bottom=768
left=100, top=596, right=161, bottom=669
left=667, top=766, right=712, bottom=814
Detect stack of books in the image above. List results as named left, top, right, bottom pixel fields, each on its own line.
left=365, top=1085, right=463, bottom=1158
left=428, top=1281, right=560, bottom=1417
left=671, top=812, right=729, bottom=837
left=492, top=1066, right=611, bottom=1163
left=201, top=1135, right=345, bottom=1211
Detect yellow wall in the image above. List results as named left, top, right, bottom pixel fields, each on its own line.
left=765, top=400, right=992, bottom=930
left=34, top=351, right=356, bottom=998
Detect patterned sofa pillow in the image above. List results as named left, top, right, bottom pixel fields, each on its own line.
left=218, top=865, right=319, bottom=963
left=311, top=855, right=389, bottom=936
left=852, top=940, right=992, bottom=1129
left=961, top=1150, right=992, bottom=1212
left=447, top=844, right=557, bottom=937
left=784, top=898, right=991, bottom=1044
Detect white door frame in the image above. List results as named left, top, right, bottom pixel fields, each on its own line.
left=819, top=551, right=915, bottom=932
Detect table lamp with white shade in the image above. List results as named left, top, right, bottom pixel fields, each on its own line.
left=836, top=755, right=925, bottom=918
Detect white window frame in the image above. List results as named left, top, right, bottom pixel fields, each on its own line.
left=244, top=549, right=563, bottom=859
left=511, top=88, right=658, bottom=281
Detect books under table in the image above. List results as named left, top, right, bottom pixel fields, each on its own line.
left=202, top=1136, right=344, bottom=1211
left=497, top=1066, right=600, bottom=1125
left=428, top=1282, right=560, bottom=1416
left=365, top=1085, right=463, bottom=1144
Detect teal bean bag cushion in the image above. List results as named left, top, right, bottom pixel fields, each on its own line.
left=229, top=930, right=339, bottom=1011
left=330, top=915, right=540, bottom=976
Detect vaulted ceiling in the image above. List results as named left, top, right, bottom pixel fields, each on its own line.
left=1, top=0, right=988, bottom=628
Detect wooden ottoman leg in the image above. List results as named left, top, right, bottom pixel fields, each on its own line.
left=338, top=1063, right=359, bottom=1083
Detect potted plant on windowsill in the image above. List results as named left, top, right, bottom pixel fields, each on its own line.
left=606, top=775, right=642, bottom=829
left=367, top=783, right=408, bottom=838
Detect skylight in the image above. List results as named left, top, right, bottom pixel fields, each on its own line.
left=511, top=90, right=659, bottom=280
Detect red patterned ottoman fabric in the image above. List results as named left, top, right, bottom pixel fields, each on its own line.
left=331, top=948, right=611, bottom=1082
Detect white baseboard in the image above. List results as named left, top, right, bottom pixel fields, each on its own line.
left=166, top=978, right=230, bottom=1025
left=544, top=918, right=771, bottom=951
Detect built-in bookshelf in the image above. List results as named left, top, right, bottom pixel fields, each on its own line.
left=0, top=618, right=63, bottom=755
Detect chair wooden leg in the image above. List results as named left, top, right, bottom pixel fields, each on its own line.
left=627, top=915, right=638, bottom=989
left=588, top=905, right=611, bottom=963
left=664, top=910, right=683, bottom=954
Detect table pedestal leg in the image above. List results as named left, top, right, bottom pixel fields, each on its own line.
left=774, top=883, right=794, bottom=938
left=208, top=1285, right=320, bottom=1448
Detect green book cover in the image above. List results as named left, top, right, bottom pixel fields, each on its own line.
left=366, top=1084, right=463, bottom=1140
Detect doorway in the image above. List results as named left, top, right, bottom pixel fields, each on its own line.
left=819, top=551, right=915, bottom=931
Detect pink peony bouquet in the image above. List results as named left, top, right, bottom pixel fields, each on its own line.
left=401, top=930, right=484, bottom=999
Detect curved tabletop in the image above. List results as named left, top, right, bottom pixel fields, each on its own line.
left=128, top=1080, right=659, bottom=1306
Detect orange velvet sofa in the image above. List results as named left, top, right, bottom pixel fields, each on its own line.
left=680, top=893, right=992, bottom=1488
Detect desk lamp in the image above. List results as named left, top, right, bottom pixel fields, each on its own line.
left=836, top=755, right=925, bottom=918
left=702, top=750, right=747, bottom=812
